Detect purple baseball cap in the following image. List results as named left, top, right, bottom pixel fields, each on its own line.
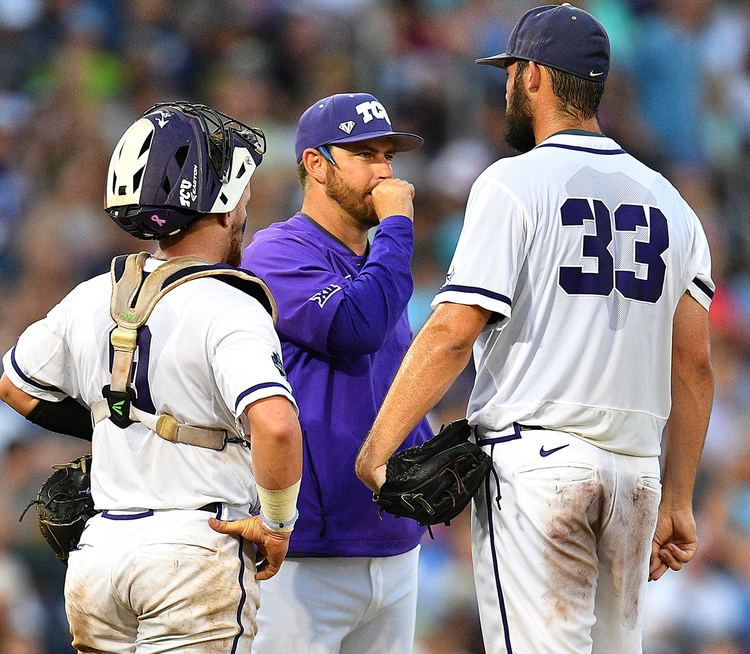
left=476, top=3, right=610, bottom=82
left=294, top=93, right=423, bottom=163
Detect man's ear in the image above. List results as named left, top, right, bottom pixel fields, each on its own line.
left=218, top=211, right=232, bottom=228
left=301, top=148, right=328, bottom=184
left=527, top=61, right=542, bottom=93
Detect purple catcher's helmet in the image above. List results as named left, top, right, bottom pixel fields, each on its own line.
left=105, top=101, right=266, bottom=239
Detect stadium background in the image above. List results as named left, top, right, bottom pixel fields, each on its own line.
left=0, top=1, right=749, bottom=652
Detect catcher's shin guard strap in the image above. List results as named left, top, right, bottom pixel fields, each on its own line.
left=257, top=479, right=300, bottom=532
left=91, top=399, right=239, bottom=450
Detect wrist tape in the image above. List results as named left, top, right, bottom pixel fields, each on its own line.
left=257, top=479, right=300, bottom=532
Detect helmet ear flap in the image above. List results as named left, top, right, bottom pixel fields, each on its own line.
left=106, top=205, right=202, bottom=240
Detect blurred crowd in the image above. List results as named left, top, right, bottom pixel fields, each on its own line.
left=1, top=1, right=750, bottom=652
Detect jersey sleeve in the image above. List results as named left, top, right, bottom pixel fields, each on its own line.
left=685, top=210, right=714, bottom=311
left=2, top=298, right=77, bottom=402
left=327, top=216, right=414, bottom=356
left=431, top=171, right=531, bottom=322
left=244, top=217, right=414, bottom=356
left=208, top=296, right=297, bottom=418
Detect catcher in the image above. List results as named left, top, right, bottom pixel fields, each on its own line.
left=0, top=101, right=303, bottom=653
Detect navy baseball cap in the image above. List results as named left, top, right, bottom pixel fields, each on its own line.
left=476, top=3, right=610, bottom=82
left=294, top=93, right=423, bottom=163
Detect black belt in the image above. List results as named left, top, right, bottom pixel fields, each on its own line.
left=476, top=422, right=547, bottom=446
left=101, top=502, right=222, bottom=521
left=197, top=502, right=221, bottom=513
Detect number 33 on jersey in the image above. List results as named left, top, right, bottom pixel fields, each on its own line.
left=433, top=132, right=714, bottom=457
left=559, top=198, right=668, bottom=303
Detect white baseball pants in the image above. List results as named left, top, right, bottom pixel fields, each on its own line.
left=65, top=505, right=258, bottom=653
left=253, top=546, right=420, bottom=654
left=472, top=427, right=661, bottom=654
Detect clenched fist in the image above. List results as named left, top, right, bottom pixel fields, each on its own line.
left=371, top=178, right=415, bottom=222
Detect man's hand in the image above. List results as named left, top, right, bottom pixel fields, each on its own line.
left=371, top=178, right=415, bottom=222
left=355, top=459, right=387, bottom=493
left=649, top=507, right=698, bottom=581
left=209, top=516, right=291, bottom=581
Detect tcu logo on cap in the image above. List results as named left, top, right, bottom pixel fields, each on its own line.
left=355, top=101, right=391, bottom=125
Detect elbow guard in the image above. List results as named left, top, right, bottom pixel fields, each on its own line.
left=26, top=397, right=93, bottom=441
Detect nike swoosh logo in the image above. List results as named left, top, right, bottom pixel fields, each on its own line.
left=539, top=444, right=570, bottom=457
left=589, top=71, right=604, bottom=77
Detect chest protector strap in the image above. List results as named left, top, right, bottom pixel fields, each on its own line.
left=90, top=252, right=277, bottom=451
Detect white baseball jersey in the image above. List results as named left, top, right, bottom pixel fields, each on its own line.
left=3, top=256, right=296, bottom=511
left=433, top=132, right=713, bottom=457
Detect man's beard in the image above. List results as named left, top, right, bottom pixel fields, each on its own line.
left=225, top=218, right=245, bottom=267
left=505, top=71, right=536, bottom=153
left=325, top=166, right=379, bottom=228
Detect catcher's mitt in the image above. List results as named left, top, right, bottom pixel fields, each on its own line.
left=19, top=454, right=97, bottom=563
left=373, top=419, right=492, bottom=526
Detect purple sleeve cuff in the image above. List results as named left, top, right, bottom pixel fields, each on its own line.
left=379, top=214, right=412, bottom=225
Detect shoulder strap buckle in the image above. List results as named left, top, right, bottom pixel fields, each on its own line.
left=101, top=385, right=136, bottom=429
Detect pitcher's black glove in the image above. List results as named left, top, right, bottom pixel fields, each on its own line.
left=373, top=420, right=492, bottom=526
left=19, top=455, right=96, bottom=563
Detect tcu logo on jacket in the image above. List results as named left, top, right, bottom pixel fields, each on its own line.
left=355, top=101, right=391, bottom=125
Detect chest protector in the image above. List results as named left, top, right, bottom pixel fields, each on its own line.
left=90, top=252, right=277, bottom=450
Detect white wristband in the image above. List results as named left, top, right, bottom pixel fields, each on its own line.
left=260, top=508, right=299, bottom=532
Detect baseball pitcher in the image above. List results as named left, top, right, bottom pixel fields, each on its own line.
left=357, top=5, right=714, bottom=653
